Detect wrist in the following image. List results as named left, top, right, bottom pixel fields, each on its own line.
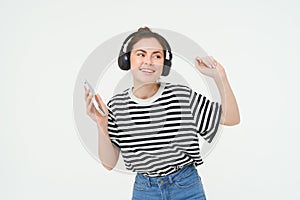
left=214, top=70, right=227, bottom=84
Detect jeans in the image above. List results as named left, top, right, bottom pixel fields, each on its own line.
left=132, top=165, right=206, bottom=200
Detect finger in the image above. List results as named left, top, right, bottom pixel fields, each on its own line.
left=195, top=57, right=205, bottom=69
left=86, top=93, right=93, bottom=106
left=203, top=56, right=215, bottom=69
left=195, top=60, right=211, bottom=75
left=87, top=96, right=94, bottom=115
left=84, top=88, right=90, bottom=101
left=95, top=94, right=108, bottom=113
left=196, top=57, right=210, bottom=70
left=195, top=57, right=204, bottom=66
left=196, top=56, right=212, bottom=69
left=208, top=56, right=217, bottom=68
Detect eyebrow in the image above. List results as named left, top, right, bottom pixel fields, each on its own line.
left=134, top=49, right=163, bottom=54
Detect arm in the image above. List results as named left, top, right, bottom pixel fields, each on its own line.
left=97, top=125, right=120, bottom=170
left=84, top=88, right=120, bottom=170
left=195, top=56, right=240, bottom=126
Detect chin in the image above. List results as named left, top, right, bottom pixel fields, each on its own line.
left=137, top=78, right=158, bottom=86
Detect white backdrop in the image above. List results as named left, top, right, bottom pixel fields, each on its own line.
left=1, top=0, right=299, bottom=199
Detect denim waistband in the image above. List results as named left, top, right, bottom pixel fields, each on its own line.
left=135, top=164, right=197, bottom=186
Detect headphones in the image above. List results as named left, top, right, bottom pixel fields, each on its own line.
left=118, top=31, right=173, bottom=76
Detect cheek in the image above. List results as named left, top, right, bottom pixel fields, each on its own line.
left=130, top=57, right=142, bottom=69
left=154, top=58, right=164, bottom=66
left=154, top=61, right=164, bottom=70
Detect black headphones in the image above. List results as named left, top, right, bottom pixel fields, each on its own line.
left=118, top=31, right=173, bottom=76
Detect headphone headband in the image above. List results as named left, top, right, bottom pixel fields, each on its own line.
left=119, top=32, right=137, bottom=55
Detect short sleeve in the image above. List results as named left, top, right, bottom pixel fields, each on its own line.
left=107, top=102, right=120, bottom=149
left=189, top=89, right=222, bottom=143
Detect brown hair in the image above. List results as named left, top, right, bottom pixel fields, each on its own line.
left=125, top=27, right=170, bottom=55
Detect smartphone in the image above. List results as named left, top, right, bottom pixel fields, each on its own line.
left=83, top=80, right=106, bottom=117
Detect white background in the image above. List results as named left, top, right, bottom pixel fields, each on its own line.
left=1, top=0, right=299, bottom=199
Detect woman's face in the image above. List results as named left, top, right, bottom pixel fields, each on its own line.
left=130, top=37, right=164, bottom=86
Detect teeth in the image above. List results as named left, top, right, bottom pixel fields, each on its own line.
left=141, top=69, right=154, bottom=73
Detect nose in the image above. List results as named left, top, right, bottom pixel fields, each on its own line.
left=144, top=55, right=153, bottom=65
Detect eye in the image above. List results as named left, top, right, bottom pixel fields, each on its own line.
left=137, top=52, right=145, bottom=57
left=153, top=54, right=162, bottom=59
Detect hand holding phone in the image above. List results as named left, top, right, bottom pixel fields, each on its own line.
left=84, top=80, right=106, bottom=117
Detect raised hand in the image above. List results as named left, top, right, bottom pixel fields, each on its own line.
left=195, top=56, right=225, bottom=80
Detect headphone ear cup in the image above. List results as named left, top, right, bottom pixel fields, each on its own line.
left=162, top=59, right=172, bottom=76
left=118, top=52, right=131, bottom=71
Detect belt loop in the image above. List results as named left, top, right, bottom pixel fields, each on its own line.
left=146, top=176, right=151, bottom=187
left=168, top=175, right=173, bottom=184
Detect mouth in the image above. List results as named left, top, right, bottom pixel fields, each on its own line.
left=139, top=67, right=156, bottom=74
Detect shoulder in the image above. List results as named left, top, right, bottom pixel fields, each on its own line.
left=107, top=88, right=131, bottom=107
left=163, top=82, right=192, bottom=93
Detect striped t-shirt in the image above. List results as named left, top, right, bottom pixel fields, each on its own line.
left=107, top=82, right=222, bottom=177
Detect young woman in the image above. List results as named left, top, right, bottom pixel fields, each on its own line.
left=84, top=27, right=240, bottom=200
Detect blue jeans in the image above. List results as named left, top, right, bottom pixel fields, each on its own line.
left=132, top=165, right=206, bottom=200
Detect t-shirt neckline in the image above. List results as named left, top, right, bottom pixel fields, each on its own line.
left=129, top=82, right=166, bottom=105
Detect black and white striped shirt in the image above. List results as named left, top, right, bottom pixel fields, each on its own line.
left=107, top=82, right=222, bottom=177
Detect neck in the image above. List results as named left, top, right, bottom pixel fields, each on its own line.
left=132, top=82, right=160, bottom=99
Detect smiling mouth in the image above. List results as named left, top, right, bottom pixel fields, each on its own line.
left=139, top=67, right=155, bottom=73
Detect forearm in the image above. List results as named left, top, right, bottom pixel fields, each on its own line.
left=97, top=126, right=120, bottom=170
left=214, top=72, right=240, bottom=126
